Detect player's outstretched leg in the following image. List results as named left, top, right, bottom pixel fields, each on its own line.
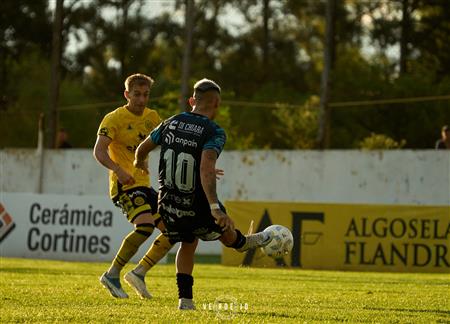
left=220, top=228, right=274, bottom=252
left=236, top=230, right=274, bottom=252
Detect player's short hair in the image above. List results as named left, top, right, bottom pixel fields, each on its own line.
left=124, top=73, right=154, bottom=91
left=442, top=125, right=449, bottom=132
left=193, top=78, right=221, bottom=98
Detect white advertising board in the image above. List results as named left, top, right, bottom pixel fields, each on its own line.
left=0, top=192, right=221, bottom=262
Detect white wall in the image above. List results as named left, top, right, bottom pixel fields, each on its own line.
left=1, top=149, right=448, bottom=260
left=1, top=149, right=449, bottom=205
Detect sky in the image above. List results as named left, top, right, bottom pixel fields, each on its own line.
left=50, top=0, right=248, bottom=55
left=49, top=0, right=399, bottom=61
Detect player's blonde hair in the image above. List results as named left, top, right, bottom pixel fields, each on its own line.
left=124, top=73, right=154, bottom=91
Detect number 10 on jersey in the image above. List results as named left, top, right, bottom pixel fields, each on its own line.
left=163, top=149, right=196, bottom=193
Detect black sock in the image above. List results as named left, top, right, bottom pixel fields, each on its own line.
left=176, top=273, right=194, bottom=299
left=230, top=229, right=246, bottom=249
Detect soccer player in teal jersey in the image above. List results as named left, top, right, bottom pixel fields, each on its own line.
left=134, top=78, right=274, bottom=309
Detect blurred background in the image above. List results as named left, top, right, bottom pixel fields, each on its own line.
left=1, top=0, right=449, bottom=150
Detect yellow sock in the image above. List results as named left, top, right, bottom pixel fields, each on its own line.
left=111, top=224, right=154, bottom=271
left=138, top=233, right=173, bottom=271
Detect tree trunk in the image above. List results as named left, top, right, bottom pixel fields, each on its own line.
left=119, top=0, right=130, bottom=80
left=317, top=0, right=336, bottom=149
left=48, top=0, right=64, bottom=148
left=399, top=0, right=410, bottom=75
left=262, top=0, right=270, bottom=73
left=180, top=0, right=194, bottom=112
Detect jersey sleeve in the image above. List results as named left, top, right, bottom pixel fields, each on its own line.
left=203, top=126, right=226, bottom=156
left=97, top=113, right=117, bottom=140
left=150, top=121, right=164, bottom=145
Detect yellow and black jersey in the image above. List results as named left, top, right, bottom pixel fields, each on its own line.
left=97, top=105, right=161, bottom=198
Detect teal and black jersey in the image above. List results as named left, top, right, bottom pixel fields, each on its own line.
left=150, top=112, right=226, bottom=238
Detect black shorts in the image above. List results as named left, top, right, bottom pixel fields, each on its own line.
left=161, top=202, right=227, bottom=243
left=113, top=186, right=158, bottom=223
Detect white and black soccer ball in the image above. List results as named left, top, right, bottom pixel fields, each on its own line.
left=261, top=225, right=294, bottom=258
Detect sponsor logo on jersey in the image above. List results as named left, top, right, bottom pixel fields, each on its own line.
left=99, top=127, right=109, bottom=137
left=164, top=193, right=194, bottom=207
left=176, top=121, right=204, bottom=135
left=183, top=123, right=204, bottom=134
left=175, top=137, right=198, bottom=148
left=165, top=132, right=198, bottom=148
left=160, top=203, right=196, bottom=218
left=168, top=120, right=179, bottom=130
left=165, top=132, right=175, bottom=144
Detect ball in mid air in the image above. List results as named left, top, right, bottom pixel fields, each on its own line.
left=261, top=225, right=294, bottom=258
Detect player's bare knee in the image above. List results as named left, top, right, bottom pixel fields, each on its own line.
left=180, top=240, right=198, bottom=252
left=155, top=217, right=166, bottom=231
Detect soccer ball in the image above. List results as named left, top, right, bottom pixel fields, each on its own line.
left=261, top=225, right=294, bottom=258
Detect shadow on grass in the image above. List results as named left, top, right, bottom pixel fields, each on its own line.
left=363, top=307, right=450, bottom=316
left=166, top=254, right=220, bottom=264
left=237, top=310, right=299, bottom=320
left=0, top=267, right=65, bottom=275
left=0, top=267, right=98, bottom=277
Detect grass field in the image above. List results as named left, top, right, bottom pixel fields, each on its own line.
left=1, top=257, right=449, bottom=323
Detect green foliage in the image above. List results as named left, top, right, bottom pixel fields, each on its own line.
left=330, top=47, right=450, bottom=149
left=58, top=77, right=117, bottom=148
left=0, top=50, right=50, bottom=148
left=215, top=104, right=257, bottom=150
left=2, top=0, right=450, bottom=149
left=1, top=257, right=449, bottom=323
left=359, top=133, right=406, bottom=150
left=271, top=96, right=320, bottom=149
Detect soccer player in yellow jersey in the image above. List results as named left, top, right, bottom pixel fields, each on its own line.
left=94, top=73, right=173, bottom=299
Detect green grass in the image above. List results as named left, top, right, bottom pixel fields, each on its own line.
left=0, top=257, right=449, bottom=323
left=166, top=253, right=220, bottom=264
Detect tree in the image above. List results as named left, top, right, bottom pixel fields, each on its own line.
left=180, top=0, right=194, bottom=112
left=317, top=0, right=337, bottom=149
left=48, top=0, right=65, bottom=148
left=0, top=1, right=52, bottom=113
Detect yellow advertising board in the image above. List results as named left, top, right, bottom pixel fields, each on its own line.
left=222, top=201, right=450, bottom=273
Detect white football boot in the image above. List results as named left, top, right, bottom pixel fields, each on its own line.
left=236, top=230, right=274, bottom=252
left=178, top=298, right=196, bottom=310
left=124, top=270, right=152, bottom=299
left=100, top=272, right=128, bottom=298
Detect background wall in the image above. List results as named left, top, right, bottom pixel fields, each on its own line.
left=1, top=149, right=449, bottom=205
left=1, top=149, right=448, bottom=262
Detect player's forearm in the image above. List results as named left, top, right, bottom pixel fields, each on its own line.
left=200, top=168, right=218, bottom=204
left=93, top=146, right=120, bottom=173
left=135, top=137, right=156, bottom=162
left=200, top=150, right=219, bottom=204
